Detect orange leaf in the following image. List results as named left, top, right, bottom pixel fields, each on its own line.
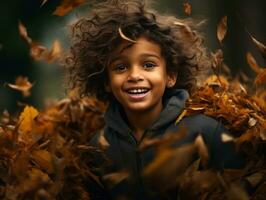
left=246, top=52, right=263, bottom=74
left=18, top=106, right=39, bottom=143
left=7, top=76, right=33, bottom=97
left=254, top=69, right=266, bottom=86
left=32, top=150, right=55, bottom=173
left=53, top=0, right=86, bottom=16
left=183, top=2, right=192, bottom=15
left=44, top=40, right=62, bottom=62
left=217, top=16, right=227, bottom=44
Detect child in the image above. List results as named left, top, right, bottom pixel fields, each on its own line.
left=65, top=0, right=244, bottom=199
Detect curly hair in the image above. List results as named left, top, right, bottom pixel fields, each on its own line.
left=65, top=0, right=211, bottom=101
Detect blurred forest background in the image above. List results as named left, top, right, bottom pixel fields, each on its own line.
left=0, top=0, right=265, bottom=114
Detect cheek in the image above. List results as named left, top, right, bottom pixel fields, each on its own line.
left=108, top=74, right=124, bottom=92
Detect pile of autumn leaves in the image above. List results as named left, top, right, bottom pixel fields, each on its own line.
left=1, top=75, right=265, bottom=200
left=1, top=0, right=266, bottom=199
left=0, top=96, right=106, bottom=199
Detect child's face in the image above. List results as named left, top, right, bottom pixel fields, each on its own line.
left=106, top=37, right=176, bottom=114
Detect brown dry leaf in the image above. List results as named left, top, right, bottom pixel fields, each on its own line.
left=7, top=76, right=33, bottom=97
left=18, top=21, right=32, bottom=44
left=236, top=129, right=254, bottom=144
left=12, top=150, right=30, bottom=181
left=53, top=0, right=86, bottom=16
left=246, top=52, right=263, bottom=74
left=118, top=27, right=137, bottom=43
left=250, top=35, right=266, bottom=61
left=211, top=49, right=224, bottom=69
left=30, top=40, right=62, bottom=62
left=30, top=43, right=47, bottom=61
left=31, top=150, right=54, bottom=173
left=41, top=0, right=49, bottom=7
left=18, top=22, right=62, bottom=63
left=102, top=171, right=129, bottom=189
left=45, top=40, right=62, bottom=62
left=183, top=2, right=192, bottom=15
left=217, top=16, right=228, bottom=44
left=254, top=69, right=266, bottom=86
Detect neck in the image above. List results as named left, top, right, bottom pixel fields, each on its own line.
left=124, top=103, right=163, bottom=141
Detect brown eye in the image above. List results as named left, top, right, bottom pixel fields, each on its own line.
left=114, top=63, right=127, bottom=72
left=143, top=62, right=156, bottom=69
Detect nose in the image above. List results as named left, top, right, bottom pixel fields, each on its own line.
left=127, top=66, right=144, bottom=82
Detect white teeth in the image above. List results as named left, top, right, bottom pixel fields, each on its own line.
left=127, top=88, right=149, bottom=94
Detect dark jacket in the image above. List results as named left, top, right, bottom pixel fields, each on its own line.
left=88, top=89, right=245, bottom=199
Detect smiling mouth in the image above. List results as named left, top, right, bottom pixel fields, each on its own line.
left=126, top=88, right=150, bottom=94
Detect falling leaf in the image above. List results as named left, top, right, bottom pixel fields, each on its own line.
left=7, top=76, right=33, bottom=97
left=175, top=109, right=187, bottom=125
left=254, top=69, right=266, bottom=86
left=211, top=49, right=224, bottom=69
left=18, top=21, right=32, bottom=44
left=250, top=35, right=266, bottom=61
left=183, top=2, right=192, bottom=15
left=46, top=40, right=62, bottom=62
left=53, top=0, right=86, bottom=16
left=41, top=0, right=49, bottom=7
left=118, top=27, right=137, bottom=43
left=18, top=22, right=63, bottom=63
left=246, top=52, right=263, bottom=74
left=30, top=43, right=47, bottom=61
left=217, top=16, right=228, bottom=44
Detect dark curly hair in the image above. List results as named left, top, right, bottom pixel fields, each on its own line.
left=65, top=0, right=211, bottom=101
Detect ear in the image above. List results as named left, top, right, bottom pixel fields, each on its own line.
left=166, top=73, right=177, bottom=88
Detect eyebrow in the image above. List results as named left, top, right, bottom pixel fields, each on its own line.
left=109, top=53, right=161, bottom=65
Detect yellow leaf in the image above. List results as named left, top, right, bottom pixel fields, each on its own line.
left=18, top=106, right=39, bottom=134
left=175, top=109, right=187, bottom=125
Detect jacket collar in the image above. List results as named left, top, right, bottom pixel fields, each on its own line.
left=104, top=89, right=189, bottom=137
